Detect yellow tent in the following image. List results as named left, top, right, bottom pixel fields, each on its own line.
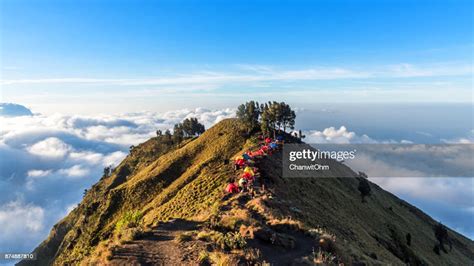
left=243, top=166, right=255, bottom=176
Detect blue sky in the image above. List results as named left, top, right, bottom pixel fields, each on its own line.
left=1, top=0, right=473, bottom=114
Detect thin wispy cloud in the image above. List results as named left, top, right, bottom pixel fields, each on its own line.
left=2, top=63, right=471, bottom=87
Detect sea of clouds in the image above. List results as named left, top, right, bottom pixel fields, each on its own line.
left=0, top=106, right=235, bottom=252
left=0, top=104, right=472, bottom=254
left=304, top=126, right=473, bottom=237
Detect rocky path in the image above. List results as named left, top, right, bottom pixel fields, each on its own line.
left=109, top=219, right=204, bottom=266
left=108, top=139, right=318, bottom=265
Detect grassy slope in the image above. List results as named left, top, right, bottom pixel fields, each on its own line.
left=19, top=118, right=474, bottom=265
left=261, top=152, right=474, bottom=264
left=18, top=119, right=250, bottom=265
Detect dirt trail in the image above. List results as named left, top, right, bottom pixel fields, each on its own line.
left=109, top=219, right=204, bottom=266
left=109, top=139, right=318, bottom=265
left=231, top=194, right=318, bottom=265
left=248, top=233, right=316, bottom=265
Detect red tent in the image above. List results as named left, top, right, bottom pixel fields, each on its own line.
left=235, top=158, right=246, bottom=166
left=242, top=172, right=254, bottom=181
left=225, top=183, right=240, bottom=193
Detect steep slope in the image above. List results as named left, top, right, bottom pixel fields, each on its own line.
left=19, top=118, right=474, bottom=265
left=18, top=119, right=249, bottom=265
left=259, top=152, right=474, bottom=264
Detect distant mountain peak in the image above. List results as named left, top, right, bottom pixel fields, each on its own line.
left=0, top=103, right=33, bottom=117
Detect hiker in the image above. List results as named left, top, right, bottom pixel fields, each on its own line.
left=225, top=182, right=240, bottom=193
left=238, top=177, right=248, bottom=192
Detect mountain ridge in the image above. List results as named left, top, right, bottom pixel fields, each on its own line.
left=19, top=118, right=474, bottom=265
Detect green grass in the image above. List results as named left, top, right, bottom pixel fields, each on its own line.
left=115, top=210, right=143, bottom=232
left=197, top=230, right=246, bottom=250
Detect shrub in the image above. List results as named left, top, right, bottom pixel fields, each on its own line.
left=318, top=233, right=337, bottom=254
left=433, top=244, right=441, bottom=255
left=209, top=252, right=239, bottom=266
left=223, top=232, right=247, bottom=250
left=219, top=209, right=251, bottom=230
left=197, top=231, right=214, bottom=241
left=358, top=178, right=371, bottom=202
left=434, top=222, right=452, bottom=253
left=120, top=227, right=144, bottom=243
left=307, top=227, right=324, bottom=238
left=313, top=250, right=337, bottom=264
left=175, top=231, right=194, bottom=243
left=115, top=210, right=143, bottom=232
left=244, top=248, right=261, bottom=261
left=406, top=233, right=412, bottom=246
left=198, top=251, right=210, bottom=264
left=197, top=230, right=246, bottom=250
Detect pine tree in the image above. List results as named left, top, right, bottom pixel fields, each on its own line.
left=280, top=102, right=296, bottom=132
left=173, top=118, right=205, bottom=140
left=236, top=101, right=260, bottom=133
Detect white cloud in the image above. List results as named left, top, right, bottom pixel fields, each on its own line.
left=370, top=177, right=473, bottom=209
left=2, top=63, right=471, bottom=87
left=0, top=199, right=45, bottom=234
left=69, top=151, right=104, bottom=165
left=304, top=126, right=415, bottom=144
left=302, top=126, right=473, bottom=210
left=306, top=128, right=474, bottom=180
left=1, top=108, right=235, bottom=148
left=27, top=137, right=71, bottom=158
left=0, top=107, right=236, bottom=252
left=386, top=63, right=473, bottom=78
left=27, top=169, right=52, bottom=177
left=59, top=165, right=89, bottom=178
left=442, top=130, right=474, bottom=144
left=304, top=126, right=377, bottom=144
left=103, top=151, right=127, bottom=167
left=348, top=154, right=427, bottom=178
